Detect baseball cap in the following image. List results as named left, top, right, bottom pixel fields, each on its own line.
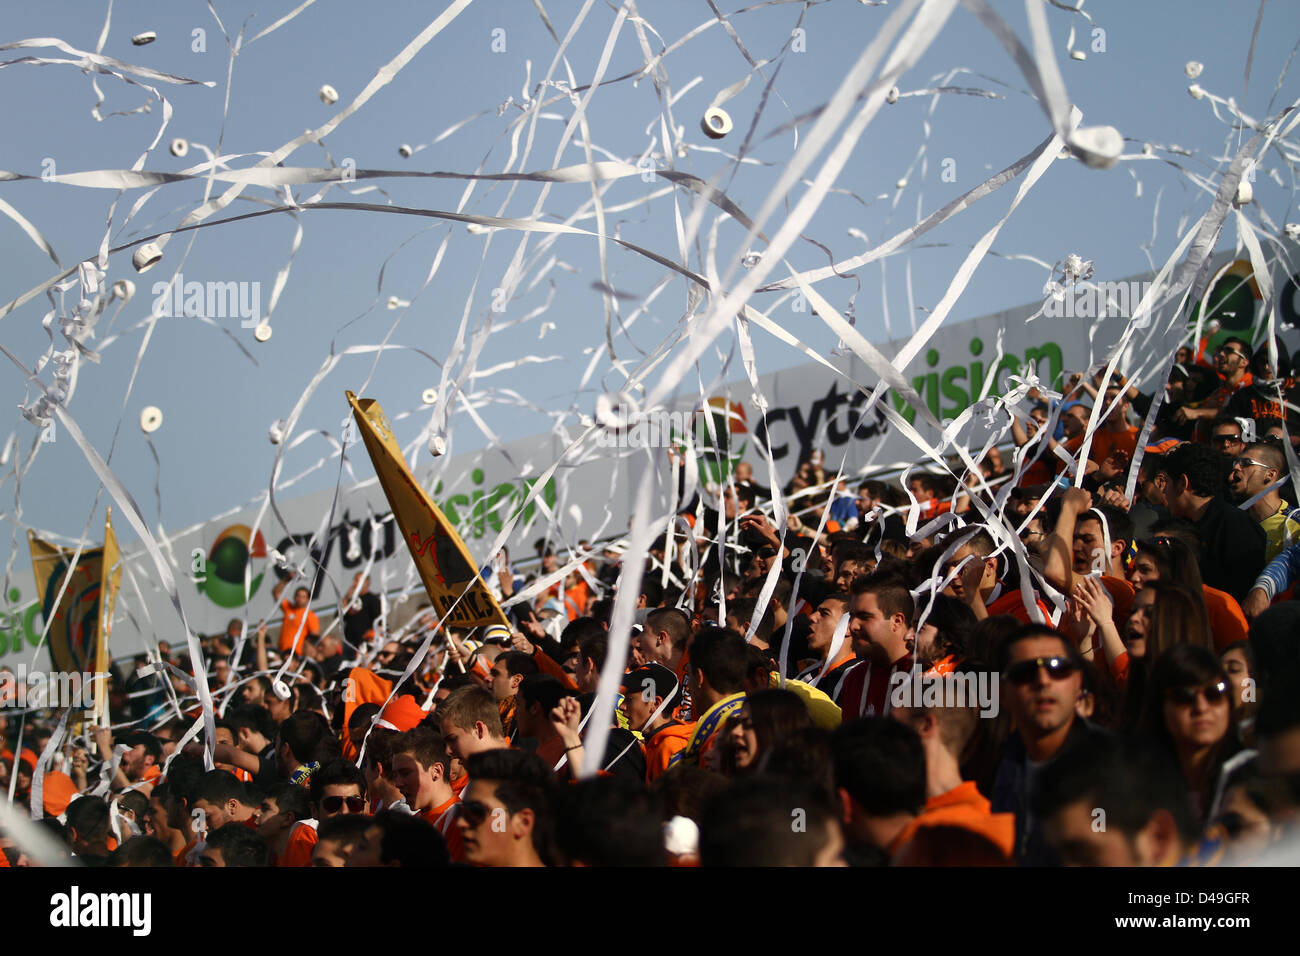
left=621, top=663, right=681, bottom=711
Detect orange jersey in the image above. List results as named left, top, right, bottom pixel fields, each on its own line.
left=420, top=795, right=466, bottom=862
left=986, top=590, right=1051, bottom=624
left=643, top=721, right=694, bottom=782
left=1088, top=426, right=1138, bottom=465
left=891, top=781, right=1015, bottom=860
left=1203, top=585, right=1248, bottom=652
left=278, top=600, right=321, bottom=656
left=279, top=820, right=318, bottom=867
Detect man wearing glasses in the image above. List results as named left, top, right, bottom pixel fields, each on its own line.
left=991, top=625, right=1105, bottom=866
left=1208, top=415, right=1247, bottom=459
left=1227, top=441, right=1300, bottom=561
left=1174, top=338, right=1254, bottom=441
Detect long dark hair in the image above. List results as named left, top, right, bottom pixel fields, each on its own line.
left=1138, top=644, right=1241, bottom=823
left=722, top=688, right=812, bottom=775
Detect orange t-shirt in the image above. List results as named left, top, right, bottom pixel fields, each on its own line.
left=1089, top=426, right=1139, bottom=465
left=986, top=590, right=1051, bottom=624
left=174, top=837, right=196, bottom=867
left=278, top=820, right=318, bottom=867
left=643, top=722, right=693, bottom=782
left=451, top=773, right=469, bottom=796
left=420, top=795, right=466, bottom=862
left=1099, top=575, right=1135, bottom=628
left=278, top=599, right=321, bottom=656
left=891, top=781, right=1016, bottom=859
left=1203, top=585, right=1248, bottom=652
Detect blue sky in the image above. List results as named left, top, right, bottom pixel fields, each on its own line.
left=0, top=0, right=1297, bottom=584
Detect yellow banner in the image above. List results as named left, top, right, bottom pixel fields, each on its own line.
left=92, top=509, right=122, bottom=723
left=346, top=391, right=510, bottom=631
left=27, top=532, right=104, bottom=678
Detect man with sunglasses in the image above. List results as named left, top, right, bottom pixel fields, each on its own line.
left=1174, top=337, right=1254, bottom=440
left=279, top=758, right=369, bottom=867
left=458, top=749, right=556, bottom=866
left=1209, top=415, right=1247, bottom=459
left=1227, top=441, right=1300, bottom=561
left=992, top=625, right=1107, bottom=866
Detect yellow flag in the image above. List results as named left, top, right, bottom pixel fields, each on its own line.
left=346, top=391, right=510, bottom=631
left=92, top=509, right=123, bottom=723
left=27, top=531, right=103, bottom=676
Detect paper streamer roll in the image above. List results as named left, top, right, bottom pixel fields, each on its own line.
left=139, top=406, right=162, bottom=433
left=111, top=279, right=135, bottom=301
left=701, top=107, right=732, bottom=139
left=398, top=144, right=413, bottom=158
left=253, top=323, right=272, bottom=342
left=130, top=32, right=156, bottom=46
left=319, top=84, right=339, bottom=105
left=421, top=388, right=437, bottom=405
left=131, top=243, right=162, bottom=273
left=428, top=434, right=446, bottom=456
left=1185, top=61, right=1204, bottom=79
left=1067, top=125, right=1124, bottom=170
left=170, top=138, right=189, bottom=158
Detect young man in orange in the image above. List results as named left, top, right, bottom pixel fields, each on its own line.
left=620, top=662, right=692, bottom=781
left=437, top=685, right=509, bottom=766
left=674, top=626, right=748, bottom=768
left=889, top=665, right=1015, bottom=859
left=389, top=727, right=464, bottom=860
left=280, top=758, right=369, bottom=866
left=636, top=607, right=694, bottom=720
left=513, top=675, right=577, bottom=776
left=941, top=527, right=1050, bottom=624
left=190, top=770, right=258, bottom=831
left=272, top=578, right=320, bottom=657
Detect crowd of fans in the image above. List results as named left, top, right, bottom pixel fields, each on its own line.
left=3, top=332, right=1300, bottom=867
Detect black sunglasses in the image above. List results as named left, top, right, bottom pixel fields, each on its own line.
left=1005, top=656, right=1076, bottom=685
left=320, top=795, right=366, bottom=814
left=459, top=799, right=492, bottom=827
left=1166, top=680, right=1229, bottom=706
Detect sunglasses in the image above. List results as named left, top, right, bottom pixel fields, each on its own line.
left=1005, top=656, right=1077, bottom=685
left=1232, top=457, right=1271, bottom=472
left=1165, top=680, right=1229, bottom=706
left=459, top=799, right=493, bottom=827
left=1216, top=348, right=1247, bottom=360
left=320, top=795, right=366, bottom=814
left=1211, top=433, right=1244, bottom=445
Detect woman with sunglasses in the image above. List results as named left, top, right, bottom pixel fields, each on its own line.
left=1139, top=644, right=1244, bottom=825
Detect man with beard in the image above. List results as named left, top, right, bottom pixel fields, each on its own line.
left=1227, top=440, right=1300, bottom=561
left=838, top=575, right=913, bottom=721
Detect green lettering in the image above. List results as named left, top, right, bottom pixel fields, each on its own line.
left=940, top=366, right=969, bottom=418
left=1023, top=342, right=1064, bottom=389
